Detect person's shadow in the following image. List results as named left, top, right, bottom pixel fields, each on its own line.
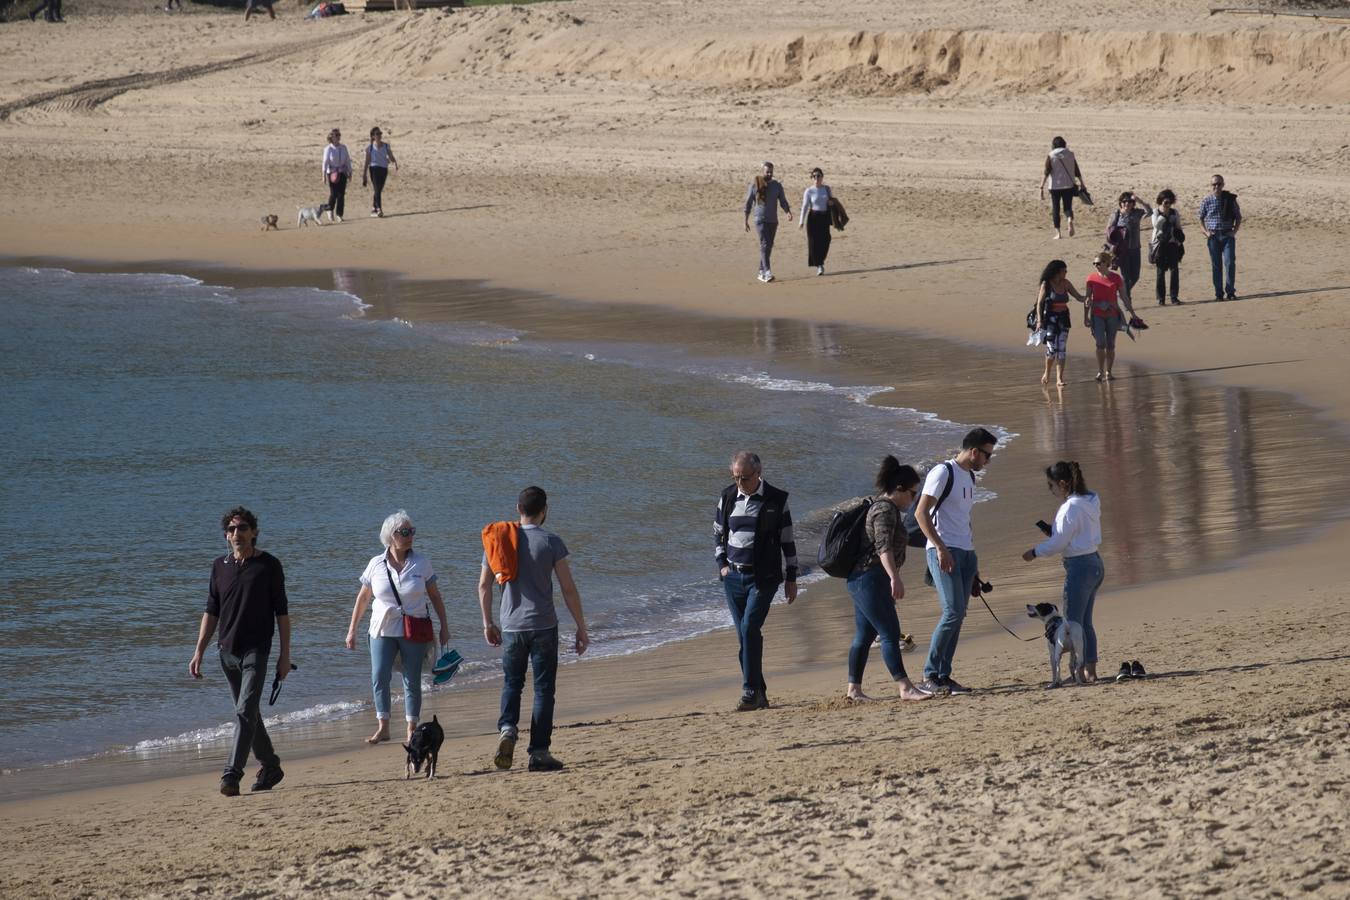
left=824, top=257, right=985, bottom=277
left=378, top=204, right=496, bottom=219
left=1183, top=285, right=1350, bottom=304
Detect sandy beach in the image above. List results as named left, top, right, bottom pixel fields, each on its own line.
left=2, top=0, right=1349, bottom=895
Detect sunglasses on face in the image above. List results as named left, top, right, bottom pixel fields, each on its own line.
left=394, top=527, right=415, bottom=538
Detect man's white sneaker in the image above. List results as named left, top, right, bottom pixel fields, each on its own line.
left=757, top=272, right=768, bottom=283
left=764, top=271, right=775, bottom=282
left=816, top=266, right=824, bottom=276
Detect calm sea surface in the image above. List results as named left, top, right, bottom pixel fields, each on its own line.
left=0, top=266, right=977, bottom=770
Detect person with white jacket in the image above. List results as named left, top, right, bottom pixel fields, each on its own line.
left=1021, top=461, right=1104, bottom=682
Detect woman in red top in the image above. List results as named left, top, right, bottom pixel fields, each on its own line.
left=1084, top=250, right=1137, bottom=382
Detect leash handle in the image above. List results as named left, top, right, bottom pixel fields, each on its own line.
left=979, top=594, right=1039, bottom=642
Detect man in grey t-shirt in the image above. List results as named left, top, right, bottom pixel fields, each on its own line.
left=478, top=485, right=589, bottom=773
left=744, top=160, right=792, bottom=283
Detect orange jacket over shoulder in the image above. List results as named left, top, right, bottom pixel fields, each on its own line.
left=481, top=521, right=519, bottom=584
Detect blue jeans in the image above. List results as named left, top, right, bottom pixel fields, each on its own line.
left=846, top=564, right=908, bottom=684
left=370, top=634, right=427, bottom=722
left=1063, top=552, right=1105, bottom=665
left=722, top=570, right=777, bottom=695
left=220, top=647, right=280, bottom=779
left=924, top=546, right=978, bottom=681
left=1207, top=232, right=1236, bottom=297
left=755, top=220, right=778, bottom=274
left=498, top=626, right=559, bottom=755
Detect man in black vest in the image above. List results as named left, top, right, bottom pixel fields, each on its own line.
left=714, top=451, right=798, bottom=711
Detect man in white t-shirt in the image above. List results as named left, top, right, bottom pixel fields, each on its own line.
left=914, top=428, right=998, bottom=695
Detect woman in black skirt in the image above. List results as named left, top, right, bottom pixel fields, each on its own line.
left=799, top=167, right=833, bottom=276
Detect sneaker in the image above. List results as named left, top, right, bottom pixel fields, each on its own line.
left=334, top=215, right=343, bottom=224
left=918, top=677, right=948, bottom=695
left=816, top=265, right=824, bottom=276
left=764, top=271, right=775, bottom=282
left=943, top=677, right=972, bottom=695
left=527, top=752, right=565, bottom=772
left=756, top=272, right=768, bottom=283
left=1171, top=298, right=1182, bottom=305
left=755, top=690, right=770, bottom=710
left=1115, top=661, right=1132, bottom=682
left=735, top=692, right=759, bottom=712
left=251, top=764, right=284, bottom=792
left=494, top=731, right=517, bottom=770
left=1214, top=294, right=1224, bottom=302
left=370, top=210, right=380, bottom=218
left=219, top=774, right=241, bottom=797
left=1130, top=660, right=1147, bottom=679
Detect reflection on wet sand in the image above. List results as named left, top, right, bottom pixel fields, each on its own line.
left=336, top=265, right=1350, bottom=648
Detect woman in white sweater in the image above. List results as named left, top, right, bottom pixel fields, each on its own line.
left=1021, top=461, right=1104, bottom=682
left=798, top=167, right=833, bottom=276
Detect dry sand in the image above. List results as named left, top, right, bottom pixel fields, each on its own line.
left=1, top=0, right=1349, bottom=896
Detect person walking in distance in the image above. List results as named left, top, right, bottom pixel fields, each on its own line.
left=361, top=126, right=400, bottom=218
left=799, top=167, right=833, bottom=276
left=714, top=451, right=799, bottom=711
left=1150, top=189, right=1185, bottom=305
left=914, top=429, right=998, bottom=695
left=1040, top=136, right=1087, bottom=240
left=188, top=507, right=290, bottom=797
left=1106, top=191, right=1152, bottom=296
left=478, top=486, right=589, bottom=772
left=1085, top=249, right=1138, bottom=382
left=1199, top=174, right=1242, bottom=301
left=744, top=161, right=791, bottom=283
left=322, top=128, right=351, bottom=224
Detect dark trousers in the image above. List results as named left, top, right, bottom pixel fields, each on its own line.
left=722, top=570, right=777, bottom=696
left=220, top=648, right=280, bottom=779
left=845, top=564, right=908, bottom=683
left=498, top=626, right=559, bottom=755
left=1207, top=232, right=1237, bottom=297
left=805, top=210, right=831, bottom=267
left=31, top=0, right=62, bottom=19
left=755, top=221, right=778, bottom=274
left=369, top=166, right=388, bottom=213
left=1155, top=261, right=1179, bottom=301
left=1049, top=188, right=1075, bottom=228
left=326, top=173, right=348, bottom=219
left=1118, top=246, right=1142, bottom=295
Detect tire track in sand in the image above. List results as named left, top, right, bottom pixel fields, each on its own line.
left=0, top=23, right=384, bottom=122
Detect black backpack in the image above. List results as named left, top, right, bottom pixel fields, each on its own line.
left=902, top=462, right=955, bottom=548
left=816, top=497, right=874, bottom=578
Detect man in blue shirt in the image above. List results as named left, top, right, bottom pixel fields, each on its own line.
left=1198, top=174, right=1242, bottom=301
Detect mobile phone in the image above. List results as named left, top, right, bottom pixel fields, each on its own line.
left=1035, top=520, right=1052, bottom=536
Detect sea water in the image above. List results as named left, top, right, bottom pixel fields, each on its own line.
left=0, top=266, right=982, bottom=770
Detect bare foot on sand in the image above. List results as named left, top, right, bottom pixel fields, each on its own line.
left=1056, top=379, right=1067, bottom=387
left=898, top=679, right=934, bottom=701
left=367, top=723, right=390, bottom=744
left=845, top=688, right=874, bottom=703
left=1041, top=373, right=1050, bottom=385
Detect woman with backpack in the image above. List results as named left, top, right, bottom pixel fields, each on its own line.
left=1150, top=189, right=1184, bottom=305
left=844, top=457, right=934, bottom=702
left=1039, top=136, right=1087, bottom=240
left=1021, top=461, right=1103, bottom=684
left=1034, top=258, right=1088, bottom=387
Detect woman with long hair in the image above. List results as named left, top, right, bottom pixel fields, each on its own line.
left=361, top=126, right=400, bottom=218
left=1021, top=461, right=1103, bottom=683
left=798, top=167, right=833, bottom=276
left=844, top=456, right=934, bottom=702
left=1034, top=258, right=1087, bottom=387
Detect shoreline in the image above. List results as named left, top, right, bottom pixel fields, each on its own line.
left=5, top=255, right=1350, bottom=806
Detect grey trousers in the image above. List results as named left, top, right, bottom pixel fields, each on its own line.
left=756, top=221, right=778, bottom=274
left=220, top=647, right=280, bottom=779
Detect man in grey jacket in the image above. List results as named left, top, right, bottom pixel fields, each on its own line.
left=744, top=161, right=791, bottom=283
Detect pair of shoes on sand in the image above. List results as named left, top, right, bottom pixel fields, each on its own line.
left=1115, top=660, right=1147, bottom=682
left=493, top=731, right=564, bottom=772
left=219, top=764, right=283, bottom=796
left=735, top=689, right=770, bottom=711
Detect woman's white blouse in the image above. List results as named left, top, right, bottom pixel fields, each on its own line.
left=359, top=550, right=438, bottom=638
left=799, top=185, right=832, bottom=223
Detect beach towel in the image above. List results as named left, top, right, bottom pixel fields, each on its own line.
left=481, top=521, right=520, bottom=585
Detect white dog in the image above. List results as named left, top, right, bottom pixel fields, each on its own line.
left=297, top=204, right=327, bottom=227
left=1026, top=602, right=1085, bottom=688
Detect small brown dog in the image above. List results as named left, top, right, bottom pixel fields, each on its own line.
left=259, top=214, right=279, bottom=232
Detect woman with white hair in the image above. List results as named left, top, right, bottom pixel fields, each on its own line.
left=344, top=510, right=450, bottom=744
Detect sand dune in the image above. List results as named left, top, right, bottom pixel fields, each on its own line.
left=299, top=6, right=1350, bottom=105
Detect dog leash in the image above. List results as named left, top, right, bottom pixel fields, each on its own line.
left=978, top=595, right=1039, bottom=642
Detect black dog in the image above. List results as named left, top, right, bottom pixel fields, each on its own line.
left=403, top=715, right=444, bottom=780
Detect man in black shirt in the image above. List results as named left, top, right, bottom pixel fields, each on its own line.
left=189, top=507, right=291, bottom=796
